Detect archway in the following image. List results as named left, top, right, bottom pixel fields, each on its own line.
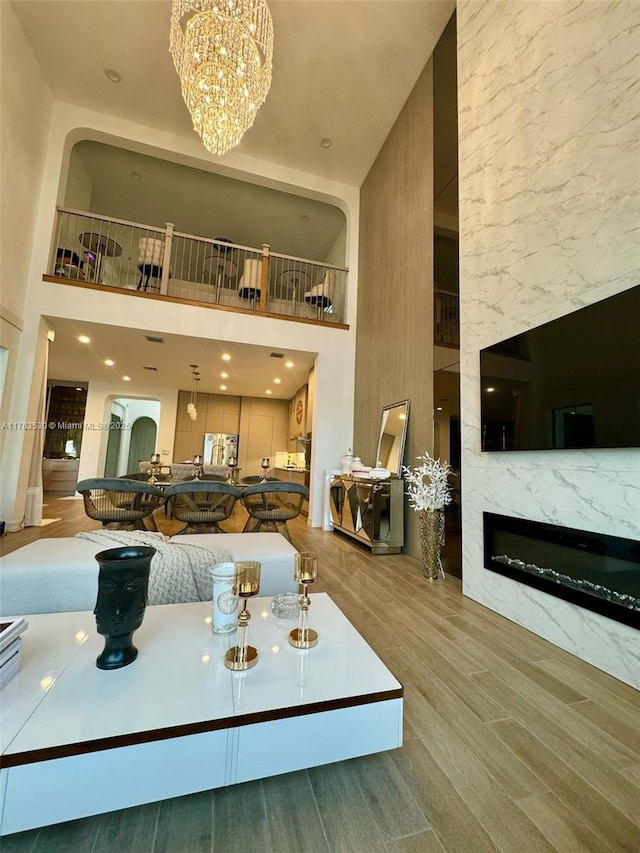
left=127, top=416, right=157, bottom=474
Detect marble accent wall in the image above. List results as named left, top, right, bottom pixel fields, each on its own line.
left=457, top=1, right=640, bottom=687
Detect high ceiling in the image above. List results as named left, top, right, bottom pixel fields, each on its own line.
left=14, top=0, right=456, bottom=399
left=13, top=0, right=455, bottom=185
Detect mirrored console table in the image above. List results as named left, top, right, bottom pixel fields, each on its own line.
left=329, top=475, right=404, bottom=554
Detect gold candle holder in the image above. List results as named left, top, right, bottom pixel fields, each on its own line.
left=289, top=552, right=319, bottom=649
left=149, top=453, right=161, bottom=483
left=224, top=561, right=261, bottom=670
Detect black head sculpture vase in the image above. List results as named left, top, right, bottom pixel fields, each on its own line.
left=94, top=545, right=156, bottom=670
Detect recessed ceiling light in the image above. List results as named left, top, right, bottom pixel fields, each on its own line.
left=222, top=353, right=231, bottom=361
left=220, top=371, right=229, bottom=379
left=78, top=335, right=90, bottom=344
left=285, top=360, right=294, bottom=368
left=220, top=385, right=227, bottom=391
left=300, top=214, right=310, bottom=222
left=436, top=406, right=443, bottom=411
left=486, top=386, right=495, bottom=393
left=320, top=137, right=332, bottom=148
left=104, top=68, right=121, bottom=83
left=274, top=377, right=281, bottom=384
left=266, top=389, right=272, bottom=395
left=130, top=171, right=142, bottom=181
left=122, top=375, right=131, bottom=381
left=104, top=358, right=114, bottom=366
left=75, top=388, right=83, bottom=391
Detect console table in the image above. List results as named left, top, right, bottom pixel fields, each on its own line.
left=0, top=595, right=402, bottom=835
left=329, top=475, right=405, bottom=554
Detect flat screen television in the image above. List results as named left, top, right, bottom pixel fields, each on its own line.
left=479, top=285, right=640, bottom=451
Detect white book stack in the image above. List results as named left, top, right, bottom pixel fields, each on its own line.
left=0, top=617, right=28, bottom=690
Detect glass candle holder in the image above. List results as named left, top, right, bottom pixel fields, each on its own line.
left=149, top=452, right=161, bottom=483
left=193, top=454, right=203, bottom=479
left=224, top=561, right=261, bottom=670
left=289, top=552, right=319, bottom=649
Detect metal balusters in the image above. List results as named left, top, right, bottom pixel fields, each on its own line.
left=49, top=208, right=348, bottom=324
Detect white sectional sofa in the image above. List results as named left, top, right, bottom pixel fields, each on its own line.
left=0, top=533, right=298, bottom=617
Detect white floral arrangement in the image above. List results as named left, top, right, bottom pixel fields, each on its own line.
left=402, top=452, right=453, bottom=511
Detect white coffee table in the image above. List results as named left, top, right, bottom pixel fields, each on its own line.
left=0, top=594, right=402, bottom=835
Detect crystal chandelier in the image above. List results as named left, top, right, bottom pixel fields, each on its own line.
left=170, top=0, right=274, bottom=156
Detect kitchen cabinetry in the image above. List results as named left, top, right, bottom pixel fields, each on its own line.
left=329, top=475, right=404, bottom=554
left=42, top=459, right=80, bottom=494
left=274, top=467, right=309, bottom=516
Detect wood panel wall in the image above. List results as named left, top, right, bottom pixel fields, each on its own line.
left=355, top=60, right=436, bottom=557
left=173, top=390, right=289, bottom=480
left=173, top=391, right=241, bottom=462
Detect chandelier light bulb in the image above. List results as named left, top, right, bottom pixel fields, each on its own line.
left=170, top=0, right=274, bottom=156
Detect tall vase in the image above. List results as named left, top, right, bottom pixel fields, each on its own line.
left=94, top=545, right=156, bottom=670
left=418, top=509, right=445, bottom=580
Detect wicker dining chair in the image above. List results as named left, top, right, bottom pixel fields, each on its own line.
left=76, top=478, right=165, bottom=531
left=240, top=481, right=308, bottom=542
left=164, top=481, right=242, bottom=534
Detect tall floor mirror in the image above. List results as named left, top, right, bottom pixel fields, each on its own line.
left=375, top=400, right=409, bottom=477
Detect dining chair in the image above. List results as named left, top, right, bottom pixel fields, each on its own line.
left=240, top=481, right=308, bottom=542
left=238, top=257, right=262, bottom=302
left=164, top=481, right=242, bottom=534
left=76, top=478, right=165, bottom=531
left=305, top=269, right=336, bottom=315
left=137, top=237, right=165, bottom=291
left=170, top=462, right=196, bottom=482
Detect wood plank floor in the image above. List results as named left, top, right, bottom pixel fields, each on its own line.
left=1, top=496, right=639, bottom=852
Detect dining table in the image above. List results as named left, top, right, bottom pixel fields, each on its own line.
left=79, top=232, right=122, bottom=283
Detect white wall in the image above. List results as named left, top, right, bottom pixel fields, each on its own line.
left=4, top=99, right=360, bottom=529
left=0, top=3, right=52, bottom=322
left=458, top=0, right=640, bottom=687
left=64, top=147, right=92, bottom=210
left=77, top=383, right=177, bottom=484
left=0, top=4, right=53, bottom=528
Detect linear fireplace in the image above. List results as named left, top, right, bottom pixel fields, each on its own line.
left=483, top=513, right=639, bottom=629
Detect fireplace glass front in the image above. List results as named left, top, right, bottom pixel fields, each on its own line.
left=483, top=513, right=639, bottom=629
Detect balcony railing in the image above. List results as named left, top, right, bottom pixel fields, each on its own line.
left=434, top=287, right=459, bottom=347
left=49, top=208, right=348, bottom=326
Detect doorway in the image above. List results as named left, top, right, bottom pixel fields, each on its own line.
left=127, top=417, right=157, bottom=474
left=433, top=374, right=461, bottom=579
left=104, top=414, right=123, bottom=477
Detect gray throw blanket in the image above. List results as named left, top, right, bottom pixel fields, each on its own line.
left=76, top=531, right=233, bottom=605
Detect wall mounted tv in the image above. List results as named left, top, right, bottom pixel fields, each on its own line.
left=480, top=285, right=640, bottom=451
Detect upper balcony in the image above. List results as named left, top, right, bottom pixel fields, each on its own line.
left=45, top=209, right=349, bottom=328
left=434, top=287, right=459, bottom=349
